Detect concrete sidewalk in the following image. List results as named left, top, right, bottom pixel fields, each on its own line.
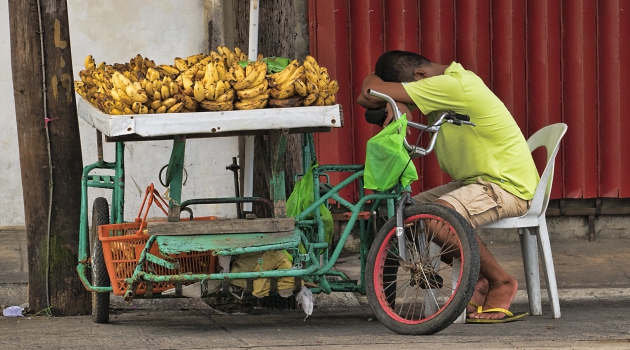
left=2, top=229, right=630, bottom=308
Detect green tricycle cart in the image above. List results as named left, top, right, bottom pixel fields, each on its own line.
left=76, top=90, right=480, bottom=335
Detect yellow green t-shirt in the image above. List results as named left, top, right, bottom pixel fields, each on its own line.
left=402, top=62, right=539, bottom=200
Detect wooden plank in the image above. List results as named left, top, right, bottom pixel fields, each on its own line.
left=148, top=218, right=295, bottom=236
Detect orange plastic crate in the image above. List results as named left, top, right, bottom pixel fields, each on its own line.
left=97, top=218, right=217, bottom=296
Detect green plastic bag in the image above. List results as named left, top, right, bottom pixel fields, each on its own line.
left=286, top=163, right=333, bottom=250
left=364, top=114, right=418, bottom=191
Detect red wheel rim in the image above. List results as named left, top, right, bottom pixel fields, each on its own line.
left=372, top=213, right=464, bottom=325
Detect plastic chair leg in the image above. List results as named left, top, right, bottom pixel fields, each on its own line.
left=536, top=219, right=561, bottom=318
left=520, top=227, right=542, bottom=316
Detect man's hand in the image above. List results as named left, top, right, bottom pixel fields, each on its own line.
left=383, top=102, right=413, bottom=128
left=357, top=73, right=415, bottom=110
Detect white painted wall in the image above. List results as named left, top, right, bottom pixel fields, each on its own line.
left=0, top=1, right=239, bottom=227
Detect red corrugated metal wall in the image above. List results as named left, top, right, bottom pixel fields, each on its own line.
left=308, top=0, right=630, bottom=201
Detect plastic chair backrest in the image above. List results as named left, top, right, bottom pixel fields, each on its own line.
left=525, top=123, right=568, bottom=218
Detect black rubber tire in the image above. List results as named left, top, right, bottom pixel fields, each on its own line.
left=366, top=203, right=480, bottom=335
left=91, top=197, right=111, bottom=324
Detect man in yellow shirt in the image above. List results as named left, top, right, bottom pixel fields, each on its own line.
left=358, top=50, right=539, bottom=322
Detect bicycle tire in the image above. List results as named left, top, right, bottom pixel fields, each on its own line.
left=91, top=197, right=111, bottom=324
left=366, top=203, right=479, bottom=335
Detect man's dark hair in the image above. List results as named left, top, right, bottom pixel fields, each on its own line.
left=375, top=50, right=432, bottom=82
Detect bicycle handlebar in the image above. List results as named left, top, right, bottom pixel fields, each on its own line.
left=366, top=89, right=475, bottom=158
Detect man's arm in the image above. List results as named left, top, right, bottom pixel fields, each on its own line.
left=357, top=73, right=415, bottom=109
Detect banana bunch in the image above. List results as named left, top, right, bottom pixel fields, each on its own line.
left=229, top=60, right=269, bottom=110
left=197, top=60, right=235, bottom=111
left=302, top=55, right=339, bottom=106
left=216, top=46, right=247, bottom=68
left=267, top=60, right=304, bottom=107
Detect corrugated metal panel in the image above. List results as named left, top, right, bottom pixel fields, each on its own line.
left=309, top=0, right=629, bottom=201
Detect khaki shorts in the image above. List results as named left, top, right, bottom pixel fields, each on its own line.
left=412, top=178, right=530, bottom=229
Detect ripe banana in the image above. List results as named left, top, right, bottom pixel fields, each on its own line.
left=204, top=84, right=216, bottom=101
left=193, top=81, right=205, bottom=102
left=200, top=100, right=233, bottom=111
left=215, top=88, right=235, bottom=103
left=216, top=61, right=227, bottom=81
left=183, top=95, right=198, bottom=111
left=324, top=95, right=336, bottom=105
left=185, top=53, right=205, bottom=64
left=156, top=105, right=167, bottom=113
left=304, top=93, right=317, bottom=106
left=236, top=79, right=268, bottom=100
left=174, top=57, right=188, bottom=71
left=269, top=83, right=295, bottom=99
left=161, top=84, right=170, bottom=99
left=235, top=99, right=266, bottom=110
left=158, top=65, right=180, bottom=76
left=84, top=55, right=95, bottom=71
left=233, top=63, right=267, bottom=90
left=306, top=81, right=319, bottom=95
left=167, top=102, right=184, bottom=113
left=315, top=96, right=325, bottom=106
left=150, top=100, right=162, bottom=110
left=328, top=80, right=339, bottom=95
left=161, top=97, right=177, bottom=109
left=267, top=59, right=299, bottom=87
left=294, top=79, right=308, bottom=97
left=230, top=62, right=245, bottom=83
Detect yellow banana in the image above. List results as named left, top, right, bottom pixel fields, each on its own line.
left=183, top=95, right=198, bottom=111
left=324, top=95, right=336, bottom=105
left=214, top=80, right=227, bottom=100
left=215, top=88, right=235, bottom=102
left=267, top=59, right=299, bottom=86
left=304, top=93, right=317, bottom=106
left=200, top=100, right=233, bottom=111
left=180, top=74, right=193, bottom=90
left=295, top=79, right=308, bottom=97
left=328, top=80, right=339, bottom=95
left=204, top=62, right=218, bottom=86
left=158, top=65, right=180, bottom=76
left=123, top=106, right=135, bottom=115
left=96, top=62, right=106, bottom=71
left=131, top=101, right=142, bottom=114
left=153, top=91, right=162, bottom=101
left=150, top=100, right=162, bottom=110
left=109, top=108, right=123, bottom=115
left=161, top=85, right=170, bottom=99
left=162, top=97, right=177, bottom=109
left=315, top=96, right=325, bottom=106
left=216, top=61, right=227, bottom=81
left=204, top=84, right=216, bottom=101
left=236, top=79, right=268, bottom=100
left=239, top=93, right=268, bottom=104
left=269, top=83, right=295, bottom=99
left=153, top=79, right=163, bottom=94
left=235, top=98, right=266, bottom=110
left=174, top=57, right=188, bottom=71
left=169, top=82, right=179, bottom=96
left=167, top=102, right=184, bottom=113
left=156, top=105, right=167, bottom=113
left=304, top=66, right=319, bottom=85
left=230, top=62, right=245, bottom=82
left=193, top=81, right=205, bottom=102
left=317, top=79, right=328, bottom=93
left=245, top=63, right=253, bottom=77
left=139, top=105, right=149, bottom=114
left=185, top=53, right=205, bottom=64
left=306, top=81, right=319, bottom=95
left=84, top=55, right=95, bottom=70
left=234, top=63, right=266, bottom=90
left=117, top=88, right=134, bottom=106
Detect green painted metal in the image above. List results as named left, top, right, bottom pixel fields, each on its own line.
left=165, top=136, right=186, bottom=222
left=154, top=230, right=301, bottom=255
left=77, top=130, right=410, bottom=301
left=269, top=130, right=288, bottom=218
left=113, top=141, right=125, bottom=224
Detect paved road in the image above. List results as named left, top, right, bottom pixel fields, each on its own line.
left=2, top=299, right=629, bottom=349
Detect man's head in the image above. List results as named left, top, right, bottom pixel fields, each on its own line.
left=375, top=50, right=432, bottom=82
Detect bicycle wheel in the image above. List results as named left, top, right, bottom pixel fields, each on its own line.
left=91, top=197, right=111, bottom=324
left=366, top=203, right=479, bottom=335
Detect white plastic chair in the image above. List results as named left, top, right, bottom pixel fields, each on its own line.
left=480, top=123, right=567, bottom=319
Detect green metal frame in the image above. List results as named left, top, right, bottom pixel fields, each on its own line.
left=76, top=131, right=401, bottom=297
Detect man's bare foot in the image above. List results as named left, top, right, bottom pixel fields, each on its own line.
left=466, top=276, right=489, bottom=314
left=467, top=276, right=518, bottom=320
